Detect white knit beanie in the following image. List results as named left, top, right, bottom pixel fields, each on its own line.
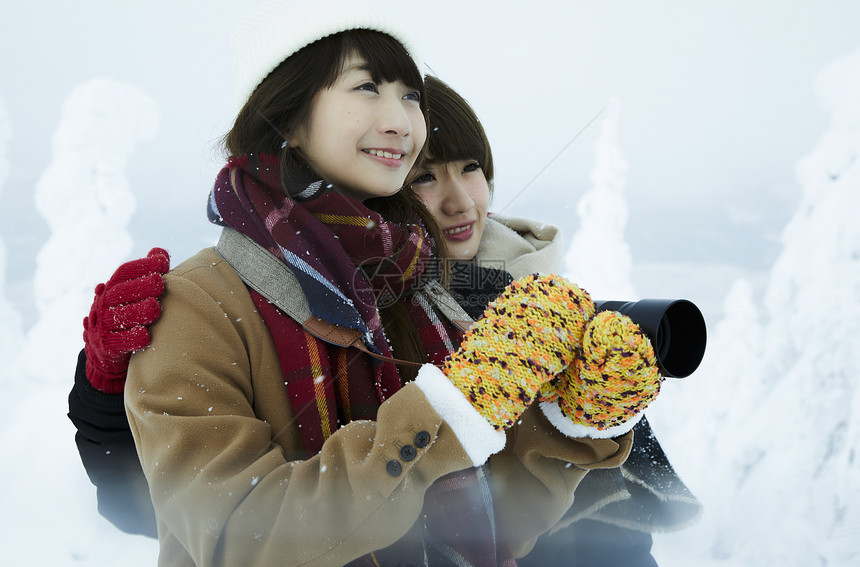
left=231, top=0, right=422, bottom=105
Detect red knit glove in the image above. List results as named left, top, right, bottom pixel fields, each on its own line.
left=82, top=248, right=170, bottom=393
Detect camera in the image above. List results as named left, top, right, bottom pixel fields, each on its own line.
left=594, top=299, right=707, bottom=378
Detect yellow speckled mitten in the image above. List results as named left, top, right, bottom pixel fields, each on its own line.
left=442, top=273, right=594, bottom=430
left=550, top=310, right=664, bottom=438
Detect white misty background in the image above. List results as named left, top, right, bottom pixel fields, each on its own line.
left=0, top=95, right=23, bottom=373
left=646, top=45, right=860, bottom=566
left=21, top=78, right=159, bottom=382
left=564, top=96, right=637, bottom=300
left=1, top=2, right=859, bottom=566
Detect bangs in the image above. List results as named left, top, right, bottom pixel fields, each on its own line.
left=342, top=30, right=424, bottom=92
left=313, top=30, right=425, bottom=106
left=425, top=76, right=493, bottom=181
left=426, top=105, right=486, bottom=165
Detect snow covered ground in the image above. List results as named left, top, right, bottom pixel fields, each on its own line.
left=1, top=2, right=859, bottom=565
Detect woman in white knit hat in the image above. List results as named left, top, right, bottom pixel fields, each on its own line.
left=70, top=1, right=672, bottom=565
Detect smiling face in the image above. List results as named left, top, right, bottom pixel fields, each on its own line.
left=410, top=159, right=491, bottom=260
left=289, top=53, right=427, bottom=201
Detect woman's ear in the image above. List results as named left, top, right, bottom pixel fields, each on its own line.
left=284, top=125, right=304, bottom=149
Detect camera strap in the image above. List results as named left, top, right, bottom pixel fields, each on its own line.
left=215, top=227, right=471, bottom=368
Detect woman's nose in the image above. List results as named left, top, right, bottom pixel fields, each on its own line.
left=440, top=174, right=473, bottom=214
left=377, top=92, right=412, bottom=138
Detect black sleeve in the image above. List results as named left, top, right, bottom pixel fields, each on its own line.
left=68, top=348, right=157, bottom=538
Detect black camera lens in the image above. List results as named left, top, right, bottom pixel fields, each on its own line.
left=594, top=299, right=707, bottom=378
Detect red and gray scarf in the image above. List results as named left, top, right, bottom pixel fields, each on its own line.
left=207, top=154, right=515, bottom=566
left=208, top=153, right=431, bottom=398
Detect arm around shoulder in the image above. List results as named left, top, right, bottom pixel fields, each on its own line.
left=125, top=249, right=483, bottom=566
left=68, top=348, right=157, bottom=537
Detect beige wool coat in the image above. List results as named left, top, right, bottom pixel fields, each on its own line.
left=126, top=236, right=632, bottom=566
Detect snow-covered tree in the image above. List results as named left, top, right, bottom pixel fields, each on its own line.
left=745, top=44, right=860, bottom=566
left=0, top=94, right=24, bottom=375
left=20, top=78, right=159, bottom=383
left=564, top=97, right=637, bottom=300
left=652, top=45, right=860, bottom=567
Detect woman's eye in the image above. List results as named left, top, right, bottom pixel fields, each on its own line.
left=403, top=90, right=422, bottom=102
left=463, top=162, right=481, bottom=173
left=356, top=82, right=379, bottom=93
left=411, top=172, right=435, bottom=185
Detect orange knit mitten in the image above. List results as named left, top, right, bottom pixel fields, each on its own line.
left=442, top=274, right=594, bottom=430
left=547, top=310, right=664, bottom=438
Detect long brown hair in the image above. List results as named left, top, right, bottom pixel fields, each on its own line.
left=376, top=76, right=500, bottom=380
left=384, top=76, right=498, bottom=379
left=222, top=30, right=445, bottom=379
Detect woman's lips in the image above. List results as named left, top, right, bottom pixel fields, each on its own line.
left=443, top=222, right=474, bottom=242
left=362, top=148, right=406, bottom=167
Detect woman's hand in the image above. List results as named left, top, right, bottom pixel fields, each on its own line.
left=82, top=247, right=170, bottom=393
left=545, top=310, right=664, bottom=438
left=442, top=274, right=594, bottom=430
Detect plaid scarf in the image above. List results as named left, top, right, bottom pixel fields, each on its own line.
left=208, top=154, right=431, bottom=403
left=207, top=155, right=515, bottom=565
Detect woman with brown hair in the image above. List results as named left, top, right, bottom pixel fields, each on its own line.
left=70, top=2, right=670, bottom=563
